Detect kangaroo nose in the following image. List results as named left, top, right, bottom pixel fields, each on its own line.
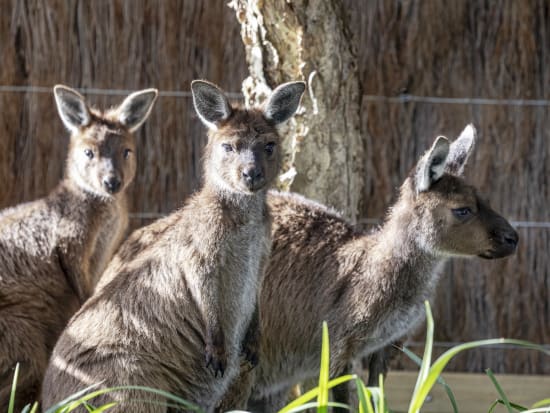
left=242, top=167, right=263, bottom=183
left=504, top=230, right=519, bottom=248
left=494, top=228, right=519, bottom=248
left=103, top=177, right=121, bottom=194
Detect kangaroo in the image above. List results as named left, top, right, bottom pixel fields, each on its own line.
left=218, top=124, right=519, bottom=412
left=41, top=80, right=305, bottom=412
left=0, top=85, right=157, bottom=411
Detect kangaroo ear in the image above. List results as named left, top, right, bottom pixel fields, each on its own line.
left=117, top=89, right=158, bottom=132
left=415, top=136, right=450, bottom=193
left=446, top=124, right=476, bottom=176
left=263, top=81, right=306, bottom=124
left=191, top=80, right=232, bottom=130
left=54, top=85, right=91, bottom=133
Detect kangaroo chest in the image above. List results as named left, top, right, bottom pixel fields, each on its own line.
left=360, top=261, right=444, bottom=356
left=221, top=220, right=270, bottom=345
left=364, top=302, right=426, bottom=356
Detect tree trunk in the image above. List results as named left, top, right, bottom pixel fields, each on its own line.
left=229, top=0, right=364, bottom=221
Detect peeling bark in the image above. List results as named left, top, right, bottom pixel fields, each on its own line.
left=230, top=0, right=364, bottom=221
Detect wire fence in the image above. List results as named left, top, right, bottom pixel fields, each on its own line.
left=0, top=85, right=243, bottom=99
left=362, top=94, right=550, bottom=107
left=3, top=84, right=550, bottom=106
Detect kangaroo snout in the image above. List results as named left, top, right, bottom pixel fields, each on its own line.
left=495, top=227, right=519, bottom=249
left=242, top=165, right=264, bottom=190
left=103, top=176, right=122, bottom=194
left=502, top=229, right=519, bottom=248
left=481, top=227, right=519, bottom=259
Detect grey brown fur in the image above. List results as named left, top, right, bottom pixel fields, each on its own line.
left=0, top=85, right=157, bottom=411
left=219, top=125, right=519, bottom=411
left=41, top=80, right=305, bottom=412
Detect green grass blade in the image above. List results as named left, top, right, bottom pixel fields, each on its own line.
left=329, top=402, right=351, bottom=411
left=532, top=399, right=550, bottom=409
left=89, top=403, right=117, bottom=413
left=377, top=374, right=386, bottom=413
left=487, top=399, right=501, bottom=413
left=487, top=400, right=528, bottom=413
left=282, top=401, right=351, bottom=413
left=408, top=301, right=434, bottom=413
left=282, top=402, right=319, bottom=413
left=8, top=363, right=20, bottom=413
left=402, top=346, right=458, bottom=413
left=485, top=369, right=516, bottom=413
left=355, top=377, right=375, bottom=413
left=317, top=321, right=330, bottom=413
left=278, top=375, right=356, bottom=413
left=20, top=403, right=33, bottom=413
left=44, top=383, right=102, bottom=412
left=409, top=339, right=550, bottom=413
left=522, top=408, right=550, bottom=413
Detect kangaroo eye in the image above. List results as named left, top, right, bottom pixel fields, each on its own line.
left=222, top=143, right=233, bottom=153
left=452, top=207, right=472, bottom=220
left=265, top=142, right=276, bottom=155
left=84, top=149, right=94, bottom=159
left=123, top=149, right=132, bottom=159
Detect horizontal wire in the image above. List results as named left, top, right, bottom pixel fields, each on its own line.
left=2, top=85, right=550, bottom=106
left=363, top=94, right=550, bottom=107
left=0, top=85, right=243, bottom=99
left=508, top=221, right=550, bottom=229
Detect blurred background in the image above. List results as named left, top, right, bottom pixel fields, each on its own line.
left=0, top=0, right=548, bottom=376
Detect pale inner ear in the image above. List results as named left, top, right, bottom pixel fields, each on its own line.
left=428, top=153, right=447, bottom=180
left=117, top=89, right=158, bottom=133
left=191, top=81, right=232, bottom=130
left=416, top=136, right=450, bottom=192
left=54, top=85, right=91, bottom=133
left=446, top=124, right=476, bottom=175
left=264, top=81, right=305, bottom=124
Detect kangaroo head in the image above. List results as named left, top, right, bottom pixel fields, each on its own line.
left=192, top=80, right=305, bottom=194
left=405, top=124, right=518, bottom=259
left=54, top=85, right=158, bottom=198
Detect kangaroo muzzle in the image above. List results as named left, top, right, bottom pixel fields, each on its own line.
left=480, top=227, right=519, bottom=259
left=103, top=176, right=122, bottom=194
